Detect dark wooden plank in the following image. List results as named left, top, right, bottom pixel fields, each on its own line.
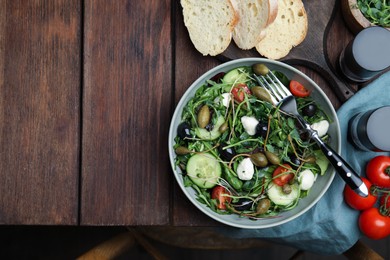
left=82, top=0, right=172, bottom=225
left=0, top=1, right=80, bottom=224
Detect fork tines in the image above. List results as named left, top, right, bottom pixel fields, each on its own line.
left=256, top=71, right=292, bottom=104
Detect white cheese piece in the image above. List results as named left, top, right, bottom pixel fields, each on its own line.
left=298, top=169, right=315, bottom=190
left=214, top=93, right=231, bottom=108
left=241, top=116, right=258, bottom=136
left=237, top=158, right=254, bottom=180
left=310, top=120, right=329, bottom=137
left=221, top=93, right=231, bottom=107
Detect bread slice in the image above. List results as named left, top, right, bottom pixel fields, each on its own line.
left=181, top=0, right=238, bottom=56
left=255, top=0, right=308, bottom=59
left=231, top=0, right=278, bottom=50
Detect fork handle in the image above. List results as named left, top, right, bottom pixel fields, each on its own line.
left=294, top=115, right=368, bottom=197
left=311, top=134, right=368, bottom=197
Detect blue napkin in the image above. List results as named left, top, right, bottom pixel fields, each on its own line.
left=213, top=71, right=390, bottom=255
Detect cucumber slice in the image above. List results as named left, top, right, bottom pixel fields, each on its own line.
left=313, top=150, right=329, bottom=175
left=223, top=67, right=248, bottom=85
left=267, top=183, right=299, bottom=206
left=195, top=116, right=225, bottom=140
left=186, top=153, right=222, bottom=189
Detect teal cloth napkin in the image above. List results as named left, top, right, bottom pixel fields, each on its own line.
left=214, top=71, right=390, bottom=255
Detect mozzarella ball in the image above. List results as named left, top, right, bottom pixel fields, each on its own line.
left=237, top=158, right=255, bottom=180
left=298, top=169, right=315, bottom=190
left=241, top=116, right=258, bottom=136
left=310, top=120, right=329, bottom=137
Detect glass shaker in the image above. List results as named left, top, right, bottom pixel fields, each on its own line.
left=349, top=106, right=390, bottom=152
left=339, top=26, right=390, bottom=83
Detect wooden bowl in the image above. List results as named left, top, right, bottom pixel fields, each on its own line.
left=341, top=0, right=374, bottom=34
left=341, top=0, right=390, bottom=34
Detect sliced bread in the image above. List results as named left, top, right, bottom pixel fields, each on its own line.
left=255, top=0, right=308, bottom=59
left=180, top=0, right=238, bottom=56
left=231, top=0, right=278, bottom=50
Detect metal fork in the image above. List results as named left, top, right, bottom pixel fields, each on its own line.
left=254, top=71, right=368, bottom=197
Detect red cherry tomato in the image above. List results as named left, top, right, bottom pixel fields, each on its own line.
left=272, top=164, right=294, bottom=186
left=366, top=155, right=390, bottom=187
left=231, top=83, right=251, bottom=103
left=211, top=185, right=231, bottom=210
left=289, top=80, right=310, bottom=97
left=359, top=207, right=390, bottom=240
left=343, top=177, right=377, bottom=210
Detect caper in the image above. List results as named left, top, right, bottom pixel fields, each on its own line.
left=264, top=151, right=280, bottom=165
left=256, top=198, right=271, bottom=215
left=282, top=184, right=292, bottom=194
left=219, top=122, right=229, bottom=133
left=175, top=146, right=191, bottom=155
left=197, top=105, right=210, bottom=128
left=251, top=86, right=273, bottom=103
left=250, top=152, right=268, bottom=167
left=252, top=63, right=269, bottom=76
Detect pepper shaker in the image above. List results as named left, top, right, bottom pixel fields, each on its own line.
left=349, top=106, right=390, bottom=152
left=339, top=26, right=390, bottom=83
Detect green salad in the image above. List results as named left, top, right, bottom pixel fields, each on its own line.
left=174, top=64, right=331, bottom=219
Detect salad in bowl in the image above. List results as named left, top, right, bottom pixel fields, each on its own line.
left=169, top=58, right=340, bottom=228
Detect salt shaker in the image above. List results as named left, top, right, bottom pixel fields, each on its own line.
left=339, top=26, right=390, bottom=83
left=348, top=106, right=390, bottom=152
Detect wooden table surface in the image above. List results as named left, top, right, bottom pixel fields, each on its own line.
left=0, top=0, right=365, bottom=225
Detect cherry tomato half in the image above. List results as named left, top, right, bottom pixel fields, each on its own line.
left=359, top=207, right=390, bottom=240
left=289, top=80, right=310, bottom=97
left=366, top=155, right=390, bottom=187
left=211, top=185, right=232, bottom=210
left=272, top=164, right=294, bottom=186
left=343, top=177, right=377, bottom=210
left=231, top=83, right=251, bottom=103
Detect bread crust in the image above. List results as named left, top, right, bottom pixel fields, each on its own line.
left=181, top=0, right=238, bottom=56
left=231, top=0, right=279, bottom=50
left=256, top=0, right=308, bottom=60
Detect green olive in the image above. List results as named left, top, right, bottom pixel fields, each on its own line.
left=197, top=105, right=210, bottom=128
left=251, top=86, right=273, bottom=103
left=175, top=146, right=191, bottom=155
left=256, top=198, right=271, bottom=215
left=264, top=151, right=281, bottom=165
left=219, top=122, right=229, bottom=133
left=250, top=152, right=268, bottom=167
left=252, top=63, right=269, bottom=76
left=282, top=184, right=292, bottom=194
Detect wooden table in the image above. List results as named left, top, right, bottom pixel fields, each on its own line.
left=0, top=0, right=363, bottom=225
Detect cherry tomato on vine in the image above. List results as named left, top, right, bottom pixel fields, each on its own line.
left=289, top=80, right=310, bottom=97
left=366, top=155, right=390, bottom=187
left=211, top=185, right=231, bottom=210
left=379, top=193, right=390, bottom=211
left=343, top=177, right=377, bottom=210
left=359, top=207, right=390, bottom=240
left=272, top=164, right=294, bottom=186
left=231, top=83, right=251, bottom=103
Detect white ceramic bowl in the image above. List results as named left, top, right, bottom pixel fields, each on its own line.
left=168, top=58, right=340, bottom=229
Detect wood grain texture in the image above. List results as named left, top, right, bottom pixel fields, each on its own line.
left=0, top=0, right=80, bottom=224
left=82, top=0, right=172, bottom=225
